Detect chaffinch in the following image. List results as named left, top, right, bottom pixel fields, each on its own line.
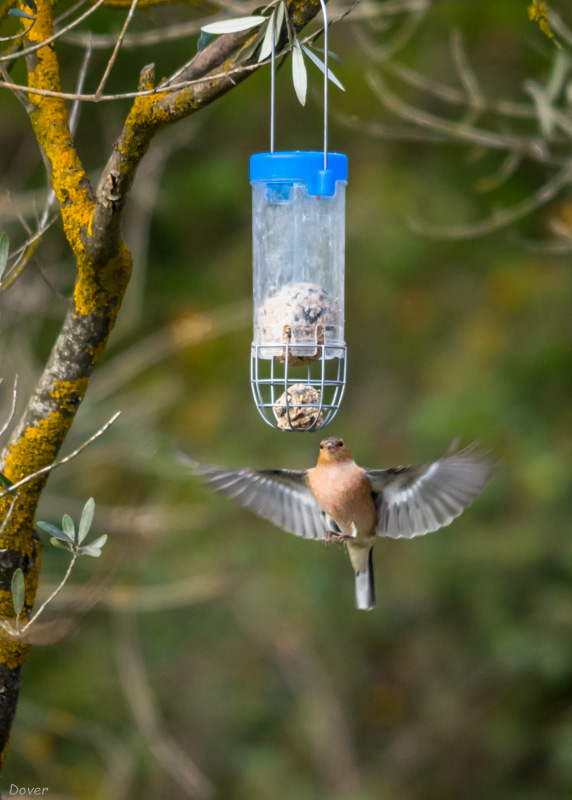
left=184, top=439, right=492, bottom=610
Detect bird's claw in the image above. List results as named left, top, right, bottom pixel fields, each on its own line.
left=325, top=530, right=351, bottom=545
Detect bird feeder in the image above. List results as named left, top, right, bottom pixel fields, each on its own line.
left=250, top=2, right=347, bottom=431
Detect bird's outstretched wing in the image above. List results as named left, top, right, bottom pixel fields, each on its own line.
left=364, top=442, right=493, bottom=539
left=180, top=454, right=327, bottom=540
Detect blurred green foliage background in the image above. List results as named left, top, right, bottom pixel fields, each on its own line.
left=1, top=1, right=572, bottom=797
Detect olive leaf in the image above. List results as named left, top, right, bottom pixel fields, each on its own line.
left=301, top=45, right=345, bottom=91
left=201, top=16, right=266, bottom=35
left=50, top=538, right=73, bottom=551
left=258, top=9, right=276, bottom=63
left=8, top=8, right=35, bottom=19
left=11, top=569, right=25, bottom=618
left=197, top=30, right=215, bottom=51
left=77, top=497, right=95, bottom=544
left=0, top=233, right=8, bottom=280
left=80, top=535, right=107, bottom=558
left=62, top=514, right=75, bottom=542
left=237, top=23, right=267, bottom=63
left=37, top=521, right=74, bottom=543
left=0, top=472, right=14, bottom=490
left=292, top=38, right=307, bottom=105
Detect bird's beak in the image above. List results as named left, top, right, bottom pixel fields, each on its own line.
left=324, top=441, right=335, bottom=450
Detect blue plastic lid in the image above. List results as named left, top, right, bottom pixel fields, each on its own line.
left=250, top=151, right=347, bottom=197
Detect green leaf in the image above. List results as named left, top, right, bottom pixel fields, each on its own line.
left=78, top=497, right=95, bottom=544
left=201, top=16, right=266, bottom=35
left=301, top=45, right=345, bottom=91
left=258, top=10, right=275, bottom=63
left=312, top=45, right=343, bottom=66
left=197, top=30, right=215, bottom=51
left=37, top=520, right=74, bottom=542
left=0, top=233, right=8, bottom=280
left=80, top=545, right=103, bottom=557
left=50, top=537, right=72, bottom=551
left=87, top=534, right=107, bottom=550
left=292, top=38, right=307, bottom=106
left=275, top=1, right=285, bottom=42
left=62, top=514, right=75, bottom=542
left=11, top=569, right=25, bottom=617
left=8, top=8, right=35, bottom=19
left=0, top=472, right=14, bottom=490
left=236, top=23, right=267, bottom=63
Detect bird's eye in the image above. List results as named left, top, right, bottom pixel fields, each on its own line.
left=320, top=445, right=323, bottom=449
left=338, top=441, right=343, bottom=447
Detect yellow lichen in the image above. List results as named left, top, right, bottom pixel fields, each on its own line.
left=0, top=413, right=70, bottom=556
left=73, top=239, right=132, bottom=317
left=50, top=378, right=89, bottom=413
left=26, top=0, right=95, bottom=265
left=527, top=1, right=557, bottom=41
left=0, top=593, right=31, bottom=668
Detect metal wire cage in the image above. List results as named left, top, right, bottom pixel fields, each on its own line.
left=251, top=341, right=347, bottom=432
left=248, top=0, right=347, bottom=432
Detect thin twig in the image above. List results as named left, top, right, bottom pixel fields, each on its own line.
left=95, top=0, right=139, bottom=97
left=69, top=39, right=93, bottom=133
left=408, top=165, right=572, bottom=239
left=0, top=215, right=57, bottom=291
left=0, top=63, right=32, bottom=112
left=64, top=16, right=209, bottom=49
left=0, top=376, right=18, bottom=440
left=113, top=611, right=213, bottom=798
left=524, top=79, right=572, bottom=139
left=549, top=216, right=572, bottom=240
left=335, top=108, right=450, bottom=142
left=0, top=494, right=18, bottom=539
left=20, top=553, right=78, bottom=634
left=0, top=25, right=328, bottom=103
left=0, top=57, right=261, bottom=101
left=549, top=9, right=572, bottom=48
left=475, top=151, right=522, bottom=194
left=354, top=1, right=428, bottom=62
left=381, top=60, right=540, bottom=122
left=450, top=28, right=484, bottom=110
left=0, top=17, right=35, bottom=43
left=54, top=0, right=90, bottom=25
left=368, top=70, right=560, bottom=165
left=0, top=412, right=121, bottom=500
left=0, top=0, right=107, bottom=65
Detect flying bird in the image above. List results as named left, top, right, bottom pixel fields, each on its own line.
left=183, top=439, right=492, bottom=611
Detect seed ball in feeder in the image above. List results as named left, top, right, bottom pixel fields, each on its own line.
left=257, top=282, right=340, bottom=364
left=273, top=383, right=324, bottom=430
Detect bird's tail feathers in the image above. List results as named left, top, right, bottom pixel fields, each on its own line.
left=355, top=549, right=375, bottom=611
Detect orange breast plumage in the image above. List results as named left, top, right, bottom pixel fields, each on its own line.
left=307, top=463, right=377, bottom=534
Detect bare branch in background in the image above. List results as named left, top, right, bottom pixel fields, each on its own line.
left=113, top=611, right=213, bottom=799
left=344, top=1, right=572, bottom=241
left=367, top=71, right=557, bottom=164
left=0, top=0, right=108, bottom=65
left=408, top=165, right=572, bottom=239
left=450, top=27, right=484, bottom=127
left=64, top=17, right=210, bottom=49
left=235, top=603, right=363, bottom=796
left=94, top=0, right=139, bottom=97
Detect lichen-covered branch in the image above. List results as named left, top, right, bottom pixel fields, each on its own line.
left=93, top=0, right=323, bottom=252
left=0, top=0, right=326, bottom=766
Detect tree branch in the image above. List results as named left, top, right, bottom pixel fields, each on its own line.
left=0, top=0, right=332, bottom=766
left=91, top=0, right=324, bottom=262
